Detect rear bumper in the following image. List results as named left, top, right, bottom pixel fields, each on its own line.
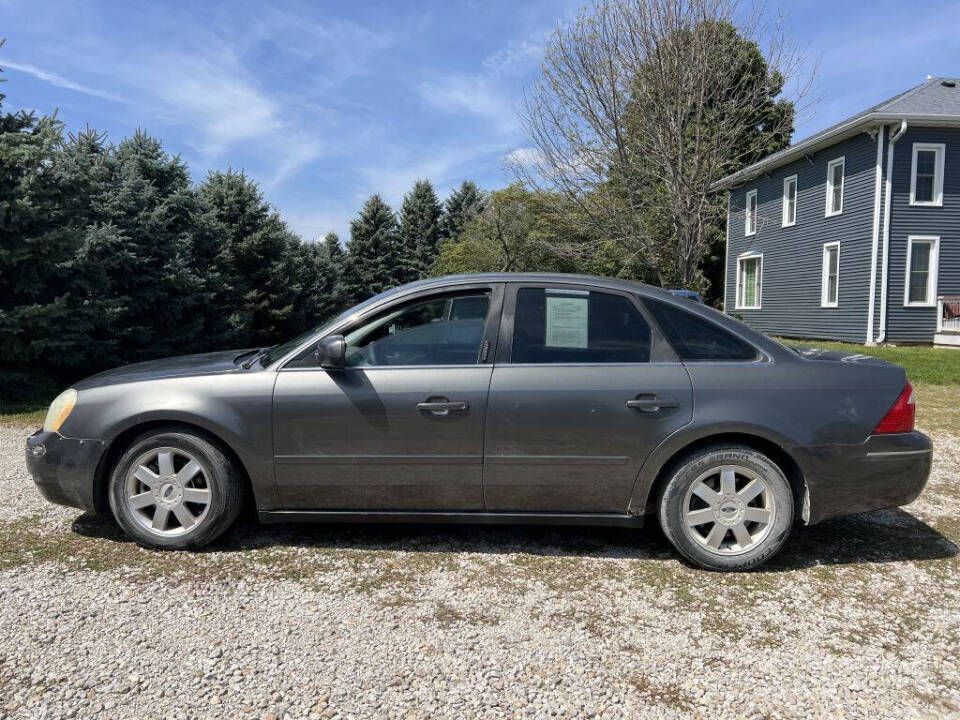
left=792, top=431, right=932, bottom=525
left=25, top=431, right=105, bottom=513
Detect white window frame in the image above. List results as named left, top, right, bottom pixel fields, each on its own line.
left=909, top=142, right=945, bottom=207
left=903, top=235, right=940, bottom=307
left=820, top=241, right=840, bottom=308
left=782, top=175, right=797, bottom=227
left=744, top=189, right=757, bottom=236
left=735, top=252, right=763, bottom=310
left=825, top=156, right=844, bottom=217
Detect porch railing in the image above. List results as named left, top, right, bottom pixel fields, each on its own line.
left=938, top=296, right=960, bottom=334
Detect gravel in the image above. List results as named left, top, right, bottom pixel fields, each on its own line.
left=1, top=417, right=959, bottom=720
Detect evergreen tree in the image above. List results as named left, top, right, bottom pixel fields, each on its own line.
left=397, top=179, right=442, bottom=282
left=342, top=195, right=400, bottom=305
left=439, top=181, right=486, bottom=243
left=199, top=169, right=305, bottom=346
left=94, top=131, right=210, bottom=363
left=321, top=231, right=349, bottom=311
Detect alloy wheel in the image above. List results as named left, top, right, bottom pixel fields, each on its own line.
left=680, top=464, right=776, bottom=556
left=124, top=447, right=213, bottom=537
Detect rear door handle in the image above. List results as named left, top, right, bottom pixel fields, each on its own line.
left=417, top=400, right=469, bottom=415
left=626, top=395, right=678, bottom=413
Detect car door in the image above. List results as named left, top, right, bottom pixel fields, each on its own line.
left=272, top=284, right=503, bottom=510
left=482, top=282, right=693, bottom=513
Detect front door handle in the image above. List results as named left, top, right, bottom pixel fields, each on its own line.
left=417, top=400, right=469, bottom=416
left=626, top=395, right=678, bottom=413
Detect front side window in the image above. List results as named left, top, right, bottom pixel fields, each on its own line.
left=904, top=236, right=939, bottom=306
left=736, top=254, right=762, bottom=310
left=512, top=288, right=650, bottom=363
left=344, top=293, right=490, bottom=366
left=910, top=143, right=945, bottom=206
left=644, top=298, right=758, bottom=361
left=826, top=157, right=844, bottom=216
left=745, top=189, right=757, bottom=236
left=821, top=242, right=840, bottom=307
left=782, top=175, right=797, bottom=227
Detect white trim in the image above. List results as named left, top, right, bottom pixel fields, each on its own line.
left=782, top=175, right=797, bottom=227
left=904, top=235, right=940, bottom=307
left=909, top=142, right=945, bottom=206
left=866, top=125, right=885, bottom=341
left=877, top=120, right=908, bottom=343
left=744, top=189, right=757, bottom=236
left=712, top=109, right=960, bottom=192
left=825, top=156, right=845, bottom=216
left=821, top=242, right=840, bottom=308
left=735, top=252, right=763, bottom=310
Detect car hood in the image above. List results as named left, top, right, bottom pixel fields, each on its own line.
left=74, top=349, right=256, bottom=390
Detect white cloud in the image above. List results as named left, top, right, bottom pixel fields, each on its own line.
left=417, top=74, right=519, bottom=133
left=2, top=59, right=124, bottom=102
left=503, top=146, right=541, bottom=168
left=482, top=37, right=544, bottom=77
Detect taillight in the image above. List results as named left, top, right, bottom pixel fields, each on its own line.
left=873, top=381, right=916, bottom=435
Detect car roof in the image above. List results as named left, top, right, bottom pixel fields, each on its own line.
left=383, top=272, right=658, bottom=296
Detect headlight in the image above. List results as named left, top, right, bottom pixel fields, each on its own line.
left=43, top=389, right=77, bottom=433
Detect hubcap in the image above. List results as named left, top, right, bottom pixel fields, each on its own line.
left=124, top=447, right=212, bottom=537
left=681, top=465, right=776, bottom=556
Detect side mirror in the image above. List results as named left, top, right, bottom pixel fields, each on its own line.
left=315, top=335, right=346, bottom=370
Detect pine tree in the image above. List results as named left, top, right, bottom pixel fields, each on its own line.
left=342, top=195, right=400, bottom=305
left=321, top=231, right=349, bottom=311
left=94, top=131, right=210, bottom=363
left=439, top=181, right=486, bottom=243
left=199, top=169, right=305, bottom=347
left=397, top=179, right=442, bottom=283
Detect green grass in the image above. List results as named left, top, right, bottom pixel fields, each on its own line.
left=776, top=338, right=960, bottom=386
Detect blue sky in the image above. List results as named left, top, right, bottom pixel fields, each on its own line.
left=2, top=0, right=959, bottom=241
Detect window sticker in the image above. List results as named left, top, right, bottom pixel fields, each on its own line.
left=545, top=295, right=589, bottom=348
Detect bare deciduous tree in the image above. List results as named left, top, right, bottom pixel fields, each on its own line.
left=511, top=0, right=812, bottom=292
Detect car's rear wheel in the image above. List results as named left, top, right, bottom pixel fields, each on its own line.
left=108, top=428, right=242, bottom=549
left=658, top=445, right=793, bottom=571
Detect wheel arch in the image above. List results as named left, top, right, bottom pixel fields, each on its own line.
left=631, top=431, right=809, bottom=524
left=92, top=419, right=254, bottom=516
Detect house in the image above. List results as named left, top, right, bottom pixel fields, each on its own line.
left=714, top=77, right=960, bottom=346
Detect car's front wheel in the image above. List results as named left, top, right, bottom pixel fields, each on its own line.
left=108, top=428, right=243, bottom=549
left=658, top=445, right=794, bottom=571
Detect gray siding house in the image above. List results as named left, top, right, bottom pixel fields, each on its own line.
left=715, top=77, right=960, bottom=346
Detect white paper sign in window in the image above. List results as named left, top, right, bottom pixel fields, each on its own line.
left=545, top=295, right=589, bottom=348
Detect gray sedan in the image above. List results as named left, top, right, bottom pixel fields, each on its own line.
left=26, top=273, right=932, bottom=570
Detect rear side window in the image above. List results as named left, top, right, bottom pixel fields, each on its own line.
left=512, top=288, right=651, bottom=363
left=644, top=297, right=758, bottom=361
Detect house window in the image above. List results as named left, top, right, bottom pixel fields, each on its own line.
left=825, top=157, right=844, bottom=216
left=744, top=189, right=757, bottom=236
left=904, top=236, right=939, bottom=307
left=782, top=175, right=797, bottom=227
left=910, top=143, right=945, bottom=206
left=821, top=242, right=839, bottom=307
left=736, top=253, right=762, bottom=310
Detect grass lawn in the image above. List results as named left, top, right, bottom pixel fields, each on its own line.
left=776, top=338, right=960, bottom=386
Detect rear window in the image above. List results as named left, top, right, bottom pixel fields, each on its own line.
left=644, top=297, right=758, bottom=361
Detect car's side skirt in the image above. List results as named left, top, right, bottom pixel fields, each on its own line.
left=258, top=510, right=647, bottom=528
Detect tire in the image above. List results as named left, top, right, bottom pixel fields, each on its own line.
left=658, top=445, right=794, bottom=571
left=108, top=427, right=243, bottom=550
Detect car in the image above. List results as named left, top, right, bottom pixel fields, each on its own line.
left=664, top=288, right=704, bottom=303
left=25, top=273, right=932, bottom=570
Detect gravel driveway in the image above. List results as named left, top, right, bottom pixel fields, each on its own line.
left=2, top=389, right=959, bottom=720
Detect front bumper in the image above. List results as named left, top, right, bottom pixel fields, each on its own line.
left=793, top=431, right=933, bottom=525
left=25, top=431, right=105, bottom=512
